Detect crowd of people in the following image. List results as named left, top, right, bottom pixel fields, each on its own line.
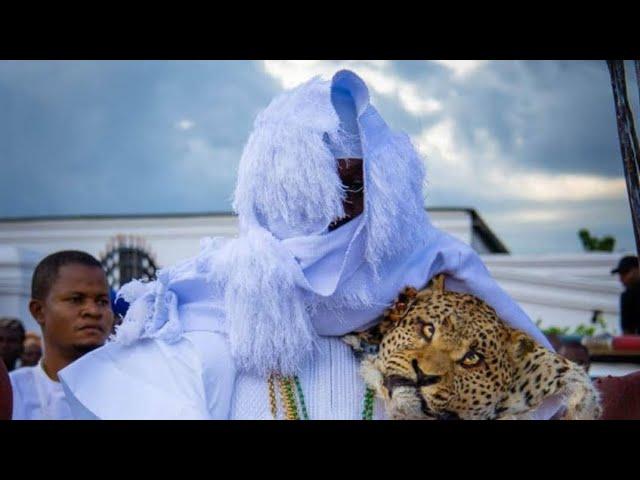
left=0, top=70, right=639, bottom=421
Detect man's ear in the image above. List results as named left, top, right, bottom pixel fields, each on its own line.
left=29, top=299, right=46, bottom=328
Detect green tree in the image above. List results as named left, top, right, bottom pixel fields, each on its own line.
left=578, top=228, right=616, bottom=252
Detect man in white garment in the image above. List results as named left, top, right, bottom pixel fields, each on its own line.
left=10, top=251, right=114, bottom=420
left=59, top=70, right=562, bottom=420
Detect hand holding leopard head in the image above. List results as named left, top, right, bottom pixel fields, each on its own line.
left=342, top=274, right=601, bottom=420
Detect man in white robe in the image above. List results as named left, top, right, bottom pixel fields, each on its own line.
left=59, top=70, right=562, bottom=420
left=11, top=251, right=114, bottom=420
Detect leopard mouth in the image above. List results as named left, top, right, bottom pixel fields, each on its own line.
left=384, top=366, right=456, bottom=420
left=385, top=382, right=459, bottom=420
left=383, top=375, right=460, bottom=420
left=384, top=375, right=418, bottom=394
left=418, top=395, right=460, bottom=420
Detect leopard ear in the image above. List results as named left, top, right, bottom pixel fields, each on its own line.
left=412, top=274, right=446, bottom=302
left=342, top=323, right=384, bottom=358
left=510, top=331, right=536, bottom=360
left=429, top=274, right=446, bottom=294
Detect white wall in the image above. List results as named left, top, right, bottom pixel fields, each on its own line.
left=483, top=254, right=624, bottom=333
left=0, top=215, right=238, bottom=268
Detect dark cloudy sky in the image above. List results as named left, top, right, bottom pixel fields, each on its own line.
left=1, top=60, right=638, bottom=254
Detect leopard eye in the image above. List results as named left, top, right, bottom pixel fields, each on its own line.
left=422, top=323, right=435, bottom=340
left=460, top=350, right=483, bottom=367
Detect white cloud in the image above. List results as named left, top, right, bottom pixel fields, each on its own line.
left=414, top=117, right=626, bottom=203
left=486, top=170, right=626, bottom=202
left=262, top=60, right=330, bottom=89
left=415, top=117, right=468, bottom=169
left=397, top=83, right=442, bottom=115
left=490, top=208, right=575, bottom=224
left=261, top=60, right=442, bottom=117
left=431, top=60, right=488, bottom=78
left=176, top=119, right=195, bottom=131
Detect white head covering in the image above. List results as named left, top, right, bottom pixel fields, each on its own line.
left=212, top=70, right=429, bottom=375
left=111, top=70, right=553, bottom=380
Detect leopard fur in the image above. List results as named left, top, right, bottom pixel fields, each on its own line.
left=343, top=274, right=601, bottom=420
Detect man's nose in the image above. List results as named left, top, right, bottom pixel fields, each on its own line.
left=82, top=301, right=104, bottom=317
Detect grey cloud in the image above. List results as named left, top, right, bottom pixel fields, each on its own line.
left=445, top=61, right=623, bottom=177
left=0, top=60, right=280, bottom=217
left=379, top=61, right=627, bottom=178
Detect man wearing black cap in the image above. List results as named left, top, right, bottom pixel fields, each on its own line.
left=612, top=255, right=640, bottom=334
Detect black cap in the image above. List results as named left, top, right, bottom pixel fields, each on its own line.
left=611, top=255, right=639, bottom=275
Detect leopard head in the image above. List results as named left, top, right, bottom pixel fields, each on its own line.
left=346, top=275, right=601, bottom=420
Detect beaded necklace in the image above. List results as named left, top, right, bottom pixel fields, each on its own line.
left=267, top=373, right=375, bottom=420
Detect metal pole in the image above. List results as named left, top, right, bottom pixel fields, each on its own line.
left=607, top=60, right=640, bottom=257
left=635, top=60, right=640, bottom=102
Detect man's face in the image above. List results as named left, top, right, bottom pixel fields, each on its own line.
left=329, top=158, right=364, bottom=231
left=0, top=326, right=23, bottom=368
left=619, top=268, right=639, bottom=288
left=30, top=264, right=113, bottom=357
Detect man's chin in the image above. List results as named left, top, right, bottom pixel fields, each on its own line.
left=329, top=212, right=363, bottom=232
left=328, top=216, right=352, bottom=231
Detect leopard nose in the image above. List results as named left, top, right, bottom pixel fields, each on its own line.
left=418, top=375, right=441, bottom=387
left=411, top=359, right=442, bottom=387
